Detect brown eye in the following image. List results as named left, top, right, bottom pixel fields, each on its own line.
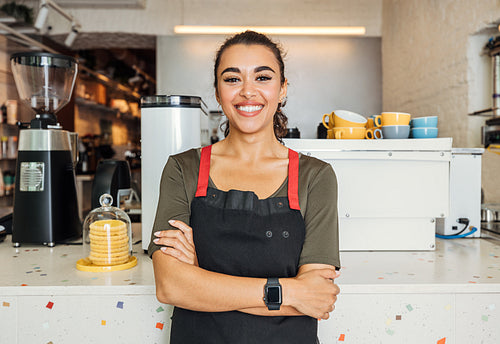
left=223, top=77, right=239, bottom=83
left=256, top=75, right=272, bottom=81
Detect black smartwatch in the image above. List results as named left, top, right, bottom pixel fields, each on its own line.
left=263, top=277, right=282, bottom=310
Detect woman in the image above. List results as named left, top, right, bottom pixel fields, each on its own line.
left=149, top=30, right=340, bottom=343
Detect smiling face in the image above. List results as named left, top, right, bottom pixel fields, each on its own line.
left=215, top=44, right=287, bottom=139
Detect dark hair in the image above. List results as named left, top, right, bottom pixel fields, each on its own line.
left=214, top=30, right=288, bottom=141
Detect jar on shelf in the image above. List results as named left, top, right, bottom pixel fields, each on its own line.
left=7, top=136, right=17, bottom=159
left=1, top=136, right=7, bottom=159
left=76, top=193, right=137, bottom=272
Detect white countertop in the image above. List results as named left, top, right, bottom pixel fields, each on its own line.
left=341, top=235, right=500, bottom=294
left=1, top=229, right=500, bottom=296
left=0, top=224, right=155, bottom=296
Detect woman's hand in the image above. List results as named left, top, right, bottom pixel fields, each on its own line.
left=284, top=265, right=340, bottom=320
left=153, top=220, right=198, bottom=266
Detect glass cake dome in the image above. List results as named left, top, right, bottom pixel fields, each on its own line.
left=76, top=194, right=137, bottom=272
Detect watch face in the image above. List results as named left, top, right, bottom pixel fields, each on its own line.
left=267, top=286, right=281, bottom=303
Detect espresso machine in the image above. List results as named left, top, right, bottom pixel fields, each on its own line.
left=10, top=52, right=81, bottom=247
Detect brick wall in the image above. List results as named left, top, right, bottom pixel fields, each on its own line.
left=382, top=0, right=500, bottom=202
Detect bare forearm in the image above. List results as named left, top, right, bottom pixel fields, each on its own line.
left=153, top=251, right=266, bottom=312
left=153, top=251, right=340, bottom=319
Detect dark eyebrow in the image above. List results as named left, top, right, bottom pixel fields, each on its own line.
left=255, top=66, right=275, bottom=73
left=221, top=66, right=275, bottom=75
left=221, top=67, right=240, bottom=75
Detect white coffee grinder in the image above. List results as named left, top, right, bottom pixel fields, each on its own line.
left=10, top=52, right=81, bottom=247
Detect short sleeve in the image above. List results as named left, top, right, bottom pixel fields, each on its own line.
left=147, top=152, right=197, bottom=257
left=298, top=159, right=340, bottom=269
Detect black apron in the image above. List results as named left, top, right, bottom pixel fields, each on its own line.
left=170, top=145, right=317, bottom=344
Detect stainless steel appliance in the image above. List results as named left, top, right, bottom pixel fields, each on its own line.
left=481, top=205, right=500, bottom=235
left=140, top=95, right=207, bottom=251
left=10, top=52, right=80, bottom=247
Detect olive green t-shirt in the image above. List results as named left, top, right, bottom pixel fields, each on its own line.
left=148, top=148, right=340, bottom=269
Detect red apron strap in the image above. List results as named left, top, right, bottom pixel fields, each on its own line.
left=288, top=149, right=300, bottom=210
left=195, top=145, right=212, bottom=197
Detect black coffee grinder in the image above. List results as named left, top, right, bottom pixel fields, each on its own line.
left=10, top=52, right=81, bottom=247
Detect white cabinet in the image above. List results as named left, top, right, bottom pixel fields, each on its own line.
left=284, top=138, right=452, bottom=251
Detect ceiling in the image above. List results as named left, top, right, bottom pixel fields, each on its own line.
left=0, top=2, right=157, bottom=97
left=49, top=32, right=156, bottom=50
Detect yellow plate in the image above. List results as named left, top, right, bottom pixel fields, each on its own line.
left=76, top=255, right=137, bottom=272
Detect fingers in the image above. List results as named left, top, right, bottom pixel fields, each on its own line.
left=156, top=236, right=197, bottom=265
left=168, top=220, right=194, bottom=243
left=333, top=283, right=340, bottom=295
left=317, top=295, right=337, bottom=320
left=153, top=220, right=197, bottom=265
left=160, top=246, right=194, bottom=265
left=292, top=268, right=341, bottom=319
left=318, top=268, right=337, bottom=280
left=317, top=312, right=330, bottom=321
left=154, top=220, right=195, bottom=251
left=157, top=237, right=193, bottom=259
left=154, top=231, right=191, bottom=255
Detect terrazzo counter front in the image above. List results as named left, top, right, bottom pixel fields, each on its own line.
left=1, top=233, right=500, bottom=344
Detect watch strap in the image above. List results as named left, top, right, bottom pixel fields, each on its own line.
left=267, top=277, right=280, bottom=287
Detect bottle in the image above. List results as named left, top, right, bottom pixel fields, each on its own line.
left=7, top=136, right=17, bottom=159
left=3, top=171, right=12, bottom=196
left=0, top=168, right=5, bottom=197
left=1, top=136, right=8, bottom=159
left=0, top=104, right=6, bottom=124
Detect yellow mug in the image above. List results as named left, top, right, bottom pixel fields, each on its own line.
left=333, top=127, right=368, bottom=139
left=367, top=118, right=377, bottom=128
left=369, top=116, right=382, bottom=127
left=333, top=110, right=367, bottom=128
left=322, top=113, right=334, bottom=130
left=327, top=129, right=334, bottom=139
left=374, top=112, right=411, bottom=126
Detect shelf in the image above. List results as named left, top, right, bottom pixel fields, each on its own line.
left=116, top=112, right=140, bottom=122
left=468, top=107, right=499, bottom=116
left=75, top=97, right=118, bottom=114
left=0, top=123, right=18, bottom=128
left=75, top=97, right=139, bottom=122
left=0, top=124, right=19, bottom=137
left=78, top=67, right=141, bottom=102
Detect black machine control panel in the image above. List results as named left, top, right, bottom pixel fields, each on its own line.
left=483, top=117, right=500, bottom=147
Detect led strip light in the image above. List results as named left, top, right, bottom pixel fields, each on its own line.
left=174, top=25, right=366, bottom=36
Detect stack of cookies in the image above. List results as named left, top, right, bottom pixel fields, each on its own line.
left=88, top=219, right=130, bottom=266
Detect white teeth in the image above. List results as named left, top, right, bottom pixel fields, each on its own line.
left=237, top=105, right=263, bottom=112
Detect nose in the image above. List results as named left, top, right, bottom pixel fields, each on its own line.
left=239, top=80, right=257, bottom=98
